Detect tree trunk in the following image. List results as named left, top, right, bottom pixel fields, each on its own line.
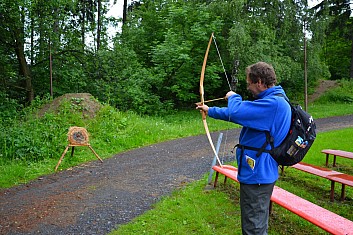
left=14, top=34, right=34, bottom=103
left=123, top=0, right=127, bottom=25
left=17, top=6, right=34, bottom=103
left=81, top=2, right=86, bottom=51
left=30, top=14, right=34, bottom=66
left=350, top=36, right=353, bottom=79
left=97, top=0, right=101, bottom=51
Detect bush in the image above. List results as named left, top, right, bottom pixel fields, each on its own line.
left=0, top=97, right=88, bottom=161
left=0, top=92, right=22, bottom=123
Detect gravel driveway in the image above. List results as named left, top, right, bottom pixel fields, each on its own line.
left=0, top=115, right=353, bottom=235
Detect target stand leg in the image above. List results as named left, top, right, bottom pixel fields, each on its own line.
left=55, top=145, right=70, bottom=172
left=71, top=146, right=75, bottom=157
left=88, top=145, right=103, bottom=162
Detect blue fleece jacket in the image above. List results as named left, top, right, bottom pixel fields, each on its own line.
left=208, top=86, right=291, bottom=184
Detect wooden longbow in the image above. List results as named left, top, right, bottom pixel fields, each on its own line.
left=199, top=32, right=223, bottom=168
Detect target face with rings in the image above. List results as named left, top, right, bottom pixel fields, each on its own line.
left=67, top=127, right=89, bottom=145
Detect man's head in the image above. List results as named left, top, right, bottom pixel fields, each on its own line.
left=246, top=62, right=277, bottom=97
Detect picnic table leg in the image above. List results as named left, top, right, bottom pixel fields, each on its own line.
left=333, top=155, right=337, bottom=167
left=214, top=171, right=220, bottom=187
left=330, top=181, right=335, bottom=202
left=340, top=184, right=346, bottom=201
left=325, top=154, right=329, bottom=166
left=223, top=176, right=228, bottom=184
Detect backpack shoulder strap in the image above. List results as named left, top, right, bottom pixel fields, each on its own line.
left=236, top=93, right=287, bottom=157
left=255, top=132, right=274, bottom=157
left=236, top=132, right=273, bottom=157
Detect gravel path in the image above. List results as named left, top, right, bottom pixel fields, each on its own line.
left=0, top=115, right=353, bottom=235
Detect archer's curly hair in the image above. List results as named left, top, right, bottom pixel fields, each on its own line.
left=246, top=62, right=277, bottom=88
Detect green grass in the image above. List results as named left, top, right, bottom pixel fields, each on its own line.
left=113, top=180, right=242, bottom=235
left=308, top=103, right=353, bottom=118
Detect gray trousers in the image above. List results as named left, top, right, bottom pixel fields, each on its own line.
left=240, top=182, right=275, bottom=235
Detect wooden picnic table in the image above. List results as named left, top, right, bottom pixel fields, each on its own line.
left=291, top=162, right=353, bottom=201
left=321, top=149, right=353, bottom=167
left=212, top=165, right=353, bottom=234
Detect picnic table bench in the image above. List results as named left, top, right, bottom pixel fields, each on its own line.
left=322, top=149, right=353, bottom=167
left=291, top=162, right=353, bottom=201
left=212, top=165, right=353, bottom=235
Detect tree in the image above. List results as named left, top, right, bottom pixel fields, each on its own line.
left=0, top=0, right=114, bottom=105
left=0, top=0, right=333, bottom=113
left=0, top=0, right=34, bottom=102
left=312, top=0, right=353, bottom=79
left=123, top=0, right=127, bottom=24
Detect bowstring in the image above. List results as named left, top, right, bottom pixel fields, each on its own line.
left=211, top=34, right=233, bottom=164
left=212, top=35, right=232, bottom=92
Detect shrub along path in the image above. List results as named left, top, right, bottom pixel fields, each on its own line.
left=0, top=115, right=353, bottom=235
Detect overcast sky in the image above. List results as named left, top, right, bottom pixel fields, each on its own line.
left=107, top=0, right=131, bottom=18
left=107, top=0, right=321, bottom=19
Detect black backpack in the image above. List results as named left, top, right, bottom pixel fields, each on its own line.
left=238, top=95, right=316, bottom=166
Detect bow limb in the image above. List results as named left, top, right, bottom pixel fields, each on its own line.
left=203, top=119, right=223, bottom=167
left=199, top=33, right=223, bottom=167
left=199, top=33, right=213, bottom=105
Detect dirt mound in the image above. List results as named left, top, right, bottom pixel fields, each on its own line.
left=37, top=93, right=102, bottom=118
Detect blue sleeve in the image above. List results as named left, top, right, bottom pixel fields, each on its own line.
left=208, top=94, right=276, bottom=132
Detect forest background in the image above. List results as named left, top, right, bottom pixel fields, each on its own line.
left=0, top=0, right=353, bottom=171
left=1, top=0, right=353, bottom=115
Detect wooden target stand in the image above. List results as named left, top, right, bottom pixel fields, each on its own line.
left=55, top=126, right=103, bottom=171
